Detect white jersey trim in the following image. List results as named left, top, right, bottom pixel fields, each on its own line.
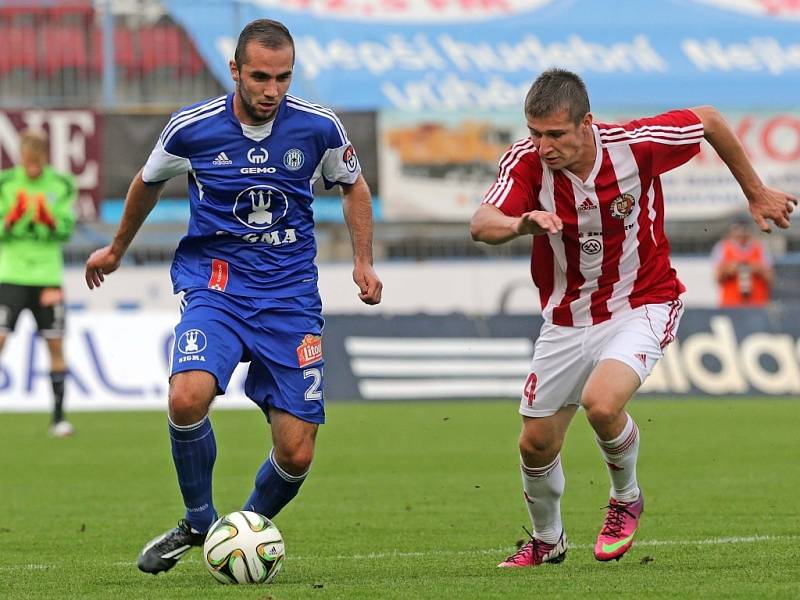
left=599, top=123, right=703, bottom=137
left=599, top=123, right=704, bottom=146
left=161, top=96, right=226, bottom=144
left=163, top=103, right=227, bottom=147
left=602, top=135, right=704, bottom=148
left=286, top=94, right=348, bottom=145
left=484, top=138, right=536, bottom=208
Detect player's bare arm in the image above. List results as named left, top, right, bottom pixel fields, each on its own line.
left=691, top=105, right=798, bottom=232
left=470, top=204, right=563, bottom=245
left=84, top=170, right=166, bottom=289
left=341, top=174, right=382, bottom=305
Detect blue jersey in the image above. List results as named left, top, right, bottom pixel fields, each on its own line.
left=142, top=93, right=361, bottom=298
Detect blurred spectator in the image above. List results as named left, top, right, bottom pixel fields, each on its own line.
left=712, top=213, right=773, bottom=307
left=0, top=129, right=77, bottom=436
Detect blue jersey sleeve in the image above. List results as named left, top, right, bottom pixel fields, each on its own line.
left=319, top=115, right=361, bottom=189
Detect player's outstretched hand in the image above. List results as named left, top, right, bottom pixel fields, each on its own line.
left=749, top=186, right=798, bottom=233
left=353, top=261, right=382, bottom=305
left=85, top=245, right=122, bottom=289
left=515, top=210, right=563, bottom=236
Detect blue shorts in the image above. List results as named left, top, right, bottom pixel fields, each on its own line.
left=170, top=289, right=325, bottom=424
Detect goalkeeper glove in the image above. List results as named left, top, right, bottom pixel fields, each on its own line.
left=34, top=194, right=56, bottom=229
left=4, top=191, right=27, bottom=229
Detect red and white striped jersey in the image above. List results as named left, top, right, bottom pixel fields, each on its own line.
left=483, top=109, right=703, bottom=326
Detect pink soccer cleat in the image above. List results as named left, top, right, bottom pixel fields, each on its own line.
left=594, top=493, right=644, bottom=561
left=498, top=531, right=567, bottom=568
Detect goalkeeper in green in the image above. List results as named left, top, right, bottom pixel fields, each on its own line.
left=0, top=129, right=76, bottom=436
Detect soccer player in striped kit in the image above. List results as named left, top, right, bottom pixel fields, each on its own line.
left=85, top=19, right=382, bottom=574
left=471, top=68, right=797, bottom=567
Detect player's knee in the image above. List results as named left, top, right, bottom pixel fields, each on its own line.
left=518, top=433, right=558, bottom=464
left=273, top=444, right=314, bottom=476
left=583, top=401, right=620, bottom=428
left=168, top=388, right=210, bottom=424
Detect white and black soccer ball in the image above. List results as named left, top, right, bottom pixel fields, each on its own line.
left=203, top=511, right=285, bottom=584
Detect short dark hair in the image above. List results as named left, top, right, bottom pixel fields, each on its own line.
left=524, top=68, right=590, bottom=125
left=234, top=19, right=294, bottom=69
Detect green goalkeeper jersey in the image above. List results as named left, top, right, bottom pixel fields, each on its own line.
left=0, top=165, right=76, bottom=286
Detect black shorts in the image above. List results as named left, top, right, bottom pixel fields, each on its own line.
left=0, top=283, right=66, bottom=338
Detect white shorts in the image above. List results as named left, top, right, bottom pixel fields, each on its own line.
left=519, top=300, right=684, bottom=417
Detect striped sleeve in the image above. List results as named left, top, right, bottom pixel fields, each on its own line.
left=140, top=97, right=225, bottom=183
left=482, top=138, right=539, bottom=217
left=598, top=110, right=704, bottom=177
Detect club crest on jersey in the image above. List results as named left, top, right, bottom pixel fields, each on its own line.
left=342, top=145, right=358, bottom=173
left=283, top=148, right=304, bottom=171
left=610, top=193, right=635, bottom=219
left=247, top=147, right=269, bottom=164
left=297, top=334, right=323, bottom=367
left=178, top=329, right=207, bottom=355
left=581, top=239, right=602, bottom=255
left=233, top=185, right=289, bottom=230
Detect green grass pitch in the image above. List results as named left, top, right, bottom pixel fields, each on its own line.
left=2, top=398, right=798, bottom=599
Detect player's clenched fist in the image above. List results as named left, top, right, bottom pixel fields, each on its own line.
left=515, top=210, right=563, bottom=236
left=84, top=245, right=122, bottom=289
left=353, top=262, right=382, bottom=305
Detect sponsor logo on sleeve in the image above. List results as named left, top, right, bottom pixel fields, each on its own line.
left=297, top=334, right=323, bottom=367
left=342, top=145, right=358, bottom=173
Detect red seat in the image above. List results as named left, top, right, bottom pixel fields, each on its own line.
left=0, top=5, right=47, bottom=20
left=183, top=37, right=207, bottom=77
left=0, top=25, right=10, bottom=75
left=91, top=26, right=138, bottom=77
left=41, top=24, right=88, bottom=76
left=139, top=25, right=182, bottom=74
left=7, top=25, right=38, bottom=73
left=45, top=1, right=93, bottom=21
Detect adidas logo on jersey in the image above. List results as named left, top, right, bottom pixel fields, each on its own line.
left=212, top=152, right=232, bottom=166
left=578, top=198, right=596, bottom=211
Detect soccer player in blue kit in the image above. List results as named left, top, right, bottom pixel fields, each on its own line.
left=84, top=19, right=383, bottom=574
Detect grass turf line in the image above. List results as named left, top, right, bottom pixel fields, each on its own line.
left=1, top=398, right=798, bottom=599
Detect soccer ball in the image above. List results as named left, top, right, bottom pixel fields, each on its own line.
left=203, top=511, right=285, bottom=584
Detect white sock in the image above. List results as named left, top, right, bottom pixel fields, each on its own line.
left=596, top=413, right=640, bottom=503
left=520, top=454, right=565, bottom=545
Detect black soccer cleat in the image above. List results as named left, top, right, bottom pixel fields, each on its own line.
left=137, top=519, right=205, bottom=574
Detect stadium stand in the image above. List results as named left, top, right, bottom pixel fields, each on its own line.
left=0, top=1, right=222, bottom=107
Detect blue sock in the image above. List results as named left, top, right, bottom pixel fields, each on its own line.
left=244, top=448, right=308, bottom=519
left=169, top=415, right=217, bottom=533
